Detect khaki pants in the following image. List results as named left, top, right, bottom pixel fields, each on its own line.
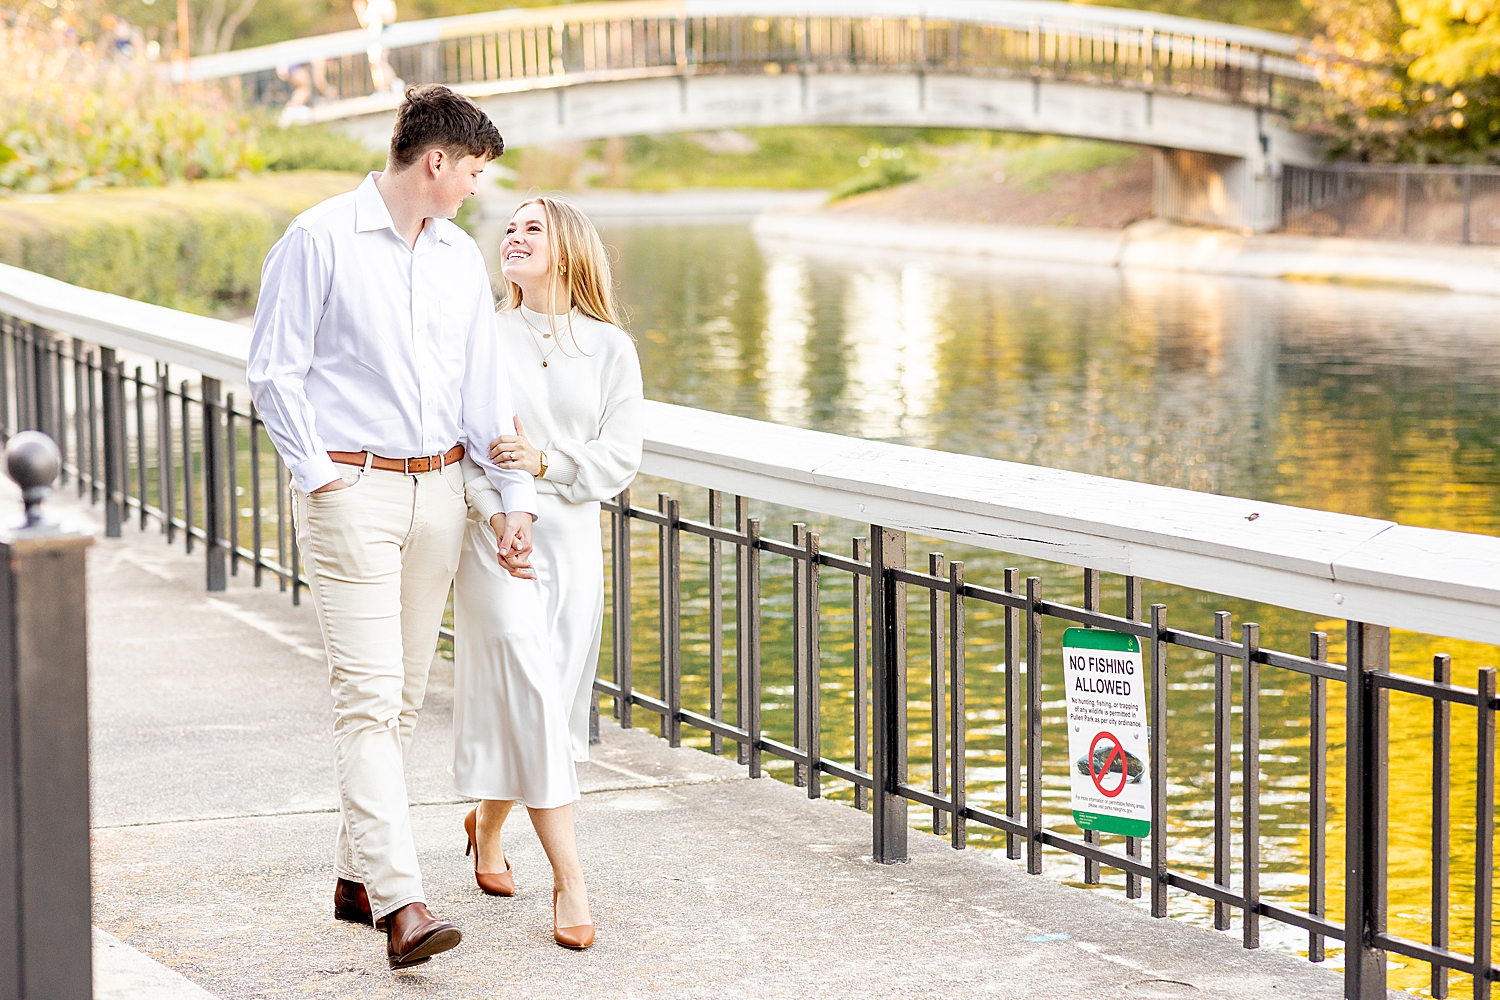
left=293, top=460, right=467, bottom=920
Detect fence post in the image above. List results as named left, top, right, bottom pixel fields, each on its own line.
left=1462, top=170, right=1473, bottom=245
left=870, top=525, right=908, bottom=864
left=203, top=377, right=226, bottom=591
left=100, top=348, right=122, bottom=537
left=1344, top=621, right=1389, bottom=1000
left=613, top=487, right=632, bottom=729
left=0, top=432, right=94, bottom=1000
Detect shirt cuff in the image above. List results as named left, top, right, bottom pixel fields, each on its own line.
left=543, top=451, right=579, bottom=486
left=467, top=485, right=505, bottom=524
left=498, top=478, right=539, bottom=519
left=291, top=454, right=340, bottom=494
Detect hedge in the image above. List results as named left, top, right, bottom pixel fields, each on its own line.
left=0, top=171, right=364, bottom=316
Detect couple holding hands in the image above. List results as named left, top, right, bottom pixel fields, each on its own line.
left=247, top=85, right=642, bottom=968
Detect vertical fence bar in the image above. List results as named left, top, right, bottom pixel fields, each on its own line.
left=949, top=560, right=966, bottom=849
left=100, top=349, right=122, bottom=537
left=251, top=405, right=264, bottom=587
left=871, top=525, right=908, bottom=864
left=180, top=382, right=194, bottom=554
left=734, top=496, right=750, bottom=761
left=87, top=352, right=99, bottom=504
left=1473, top=666, right=1495, bottom=1000
left=613, top=487, right=633, bottom=727
left=744, top=516, right=762, bottom=778
left=791, top=522, right=807, bottom=787
left=157, top=366, right=173, bottom=541
left=226, top=394, right=238, bottom=575
left=707, top=489, right=723, bottom=755
left=929, top=551, right=946, bottom=835
left=1149, top=604, right=1169, bottom=917
left=805, top=529, right=821, bottom=799
left=658, top=493, right=681, bottom=746
left=274, top=453, right=287, bottom=591
left=1462, top=171, right=1473, bottom=246
left=1125, top=575, right=1143, bottom=898
left=291, top=516, right=301, bottom=606
left=1241, top=622, right=1260, bottom=943
left=1345, top=621, right=1389, bottom=1000
left=1005, top=567, right=1021, bottom=860
left=1026, top=575, right=1042, bottom=875
left=203, top=377, right=226, bottom=591
left=0, top=321, right=10, bottom=442
left=72, top=342, right=85, bottom=498
left=1213, top=610, right=1233, bottom=928
left=1082, top=567, right=1100, bottom=883
left=1309, top=630, right=1329, bottom=963
left=853, top=536, right=869, bottom=810
left=1431, top=652, right=1450, bottom=998
left=134, top=369, right=147, bottom=529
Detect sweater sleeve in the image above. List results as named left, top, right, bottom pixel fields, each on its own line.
left=543, top=338, right=644, bottom=505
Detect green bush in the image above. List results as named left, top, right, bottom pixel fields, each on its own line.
left=0, top=172, right=363, bottom=315
left=829, top=155, right=919, bottom=201
left=253, top=123, right=387, bottom=174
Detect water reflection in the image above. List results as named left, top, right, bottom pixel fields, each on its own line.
left=604, top=221, right=1500, bottom=532
left=490, top=221, right=1500, bottom=993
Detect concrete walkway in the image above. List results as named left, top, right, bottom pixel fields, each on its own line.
left=68, top=491, right=1364, bottom=1000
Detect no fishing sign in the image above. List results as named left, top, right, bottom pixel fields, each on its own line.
left=1063, top=627, right=1151, bottom=838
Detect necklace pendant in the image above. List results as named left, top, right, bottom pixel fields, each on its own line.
left=543, top=332, right=552, bottom=338
left=542, top=360, right=548, bottom=367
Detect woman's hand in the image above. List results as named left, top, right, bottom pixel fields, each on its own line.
left=489, top=512, right=536, bottom=580
left=490, top=416, right=544, bottom=477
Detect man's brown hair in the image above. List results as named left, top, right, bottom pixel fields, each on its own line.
left=388, top=84, right=504, bottom=170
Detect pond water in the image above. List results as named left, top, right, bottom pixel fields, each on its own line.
left=489, top=220, right=1500, bottom=992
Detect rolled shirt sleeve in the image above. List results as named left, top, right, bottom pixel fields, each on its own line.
left=459, top=261, right=538, bottom=518
left=246, top=228, right=342, bottom=495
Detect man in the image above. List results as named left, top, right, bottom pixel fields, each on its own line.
left=247, top=85, right=533, bottom=969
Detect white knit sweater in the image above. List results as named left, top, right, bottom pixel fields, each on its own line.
left=463, top=305, right=643, bottom=520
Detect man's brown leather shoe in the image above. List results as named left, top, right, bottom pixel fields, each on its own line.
left=334, top=878, right=374, bottom=927
left=386, top=902, right=461, bottom=969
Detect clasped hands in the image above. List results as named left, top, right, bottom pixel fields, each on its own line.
left=490, top=416, right=540, bottom=579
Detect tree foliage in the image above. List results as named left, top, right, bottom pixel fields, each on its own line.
left=1304, top=0, right=1500, bottom=161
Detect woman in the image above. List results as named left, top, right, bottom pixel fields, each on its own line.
left=452, top=196, right=643, bottom=951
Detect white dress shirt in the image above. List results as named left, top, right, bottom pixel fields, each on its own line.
left=247, top=173, right=536, bottom=516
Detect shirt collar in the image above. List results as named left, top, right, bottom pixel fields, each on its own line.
left=353, top=172, right=458, bottom=249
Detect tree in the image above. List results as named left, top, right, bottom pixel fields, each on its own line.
left=1400, top=0, right=1500, bottom=87
left=1303, top=0, right=1500, bottom=161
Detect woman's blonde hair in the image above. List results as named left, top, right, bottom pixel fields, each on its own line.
left=499, top=196, right=626, bottom=335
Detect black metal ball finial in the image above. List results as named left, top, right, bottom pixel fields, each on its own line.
left=6, top=431, right=61, bottom=528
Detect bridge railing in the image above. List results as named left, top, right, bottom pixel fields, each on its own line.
left=181, top=0, right=1327, bottom=120
left=3, top=261, right=1499, bottom=1000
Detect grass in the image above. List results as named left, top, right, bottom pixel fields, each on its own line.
left=0, top=171, right=363, bottom=315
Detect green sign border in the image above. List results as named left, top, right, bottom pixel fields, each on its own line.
left=1063, top=627, right=1149, bottom=838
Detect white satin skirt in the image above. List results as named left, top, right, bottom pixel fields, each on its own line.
left=451, top=494, right=604, bottom=808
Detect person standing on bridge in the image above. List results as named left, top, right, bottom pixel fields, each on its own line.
left=247, top=84, right=537, bottom=971
left=453, top=196, right=644, bottom=951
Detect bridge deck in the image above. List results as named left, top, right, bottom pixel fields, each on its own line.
left=74, top=490, right=1363, bottom=999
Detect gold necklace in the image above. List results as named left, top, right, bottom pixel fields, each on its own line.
left=519, top=311, right=562, bottom=368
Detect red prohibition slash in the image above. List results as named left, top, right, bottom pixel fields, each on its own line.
left=1088, top=730, right=1129, bottom=798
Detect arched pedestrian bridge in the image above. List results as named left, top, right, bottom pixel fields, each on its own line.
left=186, top=0, right=1345, bottom=231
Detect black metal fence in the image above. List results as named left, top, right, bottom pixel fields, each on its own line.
left=2, top=308, right=1497, bottom=1000
left=218, top=9, right=1323, bottom=118
left=1283, top=163, right=1500, bottom=246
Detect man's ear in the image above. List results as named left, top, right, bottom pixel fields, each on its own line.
left=426, top=147, right=446, bottom=178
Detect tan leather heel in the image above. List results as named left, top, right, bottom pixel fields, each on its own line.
left=464, top=807, right=515, bottom=897
left=553, top=888, right=595, bottom=950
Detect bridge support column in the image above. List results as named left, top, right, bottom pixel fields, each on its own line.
left=1153, top=150, right=1282, bottom=234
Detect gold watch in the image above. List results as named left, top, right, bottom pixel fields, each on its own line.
left=537, top=451, right=548, bottom=479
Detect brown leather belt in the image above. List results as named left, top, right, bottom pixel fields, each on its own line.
left=328, top=443, right=464, bottom=475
